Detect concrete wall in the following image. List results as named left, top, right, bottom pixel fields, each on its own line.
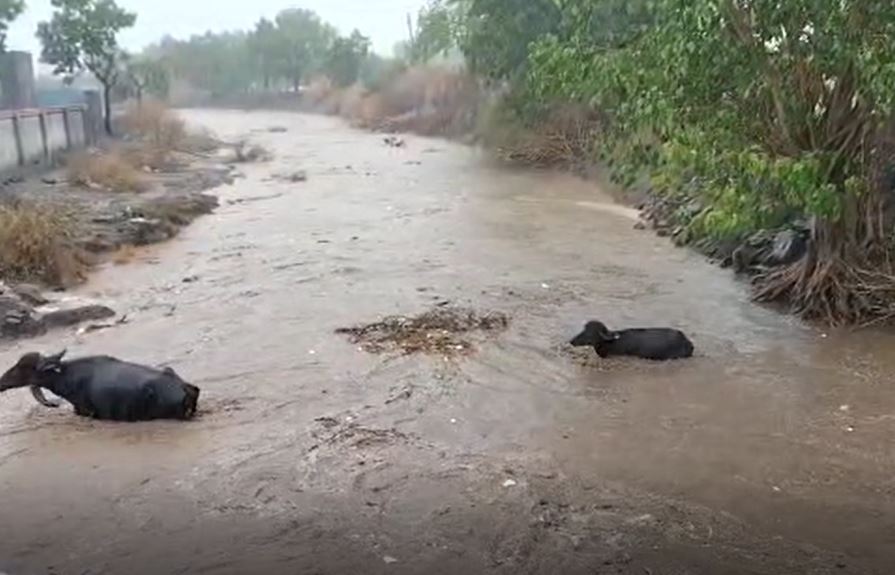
left=45, top=111, right=68, bottom=154
left=19, top=115, right=43, bottom=165
left=0, top=121, right=18, bottom=169
left=0, top=105, right=91, bottom=172
left=67, top=109, right=86, bottom=146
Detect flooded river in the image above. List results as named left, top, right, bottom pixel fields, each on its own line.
left=1, top=110, right=894, bottom=574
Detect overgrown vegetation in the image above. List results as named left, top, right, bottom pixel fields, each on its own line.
left=0, top=202, right=83, bottom=286
left=117, top=100, right=191, bottom=169
left=67, top=103, right=218, bottom=191
left=67, top=149, right=145, bottom=192
left=442, top=0, right=895, bottom=325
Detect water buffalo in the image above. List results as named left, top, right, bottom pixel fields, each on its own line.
left=570, top=321, right=694, bottom=361
left=0, top=350, right=200, bottom=422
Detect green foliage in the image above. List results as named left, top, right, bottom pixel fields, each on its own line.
left=521, top=0, right=895, bottom=242
left=274, top=9, right=336, bottom=90
left=409, top=0, right=468, bottom=64
left=37, top=0, right=136, bottom=134
left=154, top=32, right=255, bottom=97
left=325, top=30, right=370, bottom=87
left=124, top=55, right=170, bottom=101
left=459, top=0, right=560, bottom=80
left=359, top=53, right=405, bottom=92
left=150, top=8, right=373, bottom=95
left=0, top=0, right=25, bottom=51
left=248, top=18, right=280, bottom=90
left=37, top=0, right=136, bottom=82
left=555, top=0, right=655, bottom=47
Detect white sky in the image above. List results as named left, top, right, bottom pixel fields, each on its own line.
left=7, top=0, right=424, bottom=62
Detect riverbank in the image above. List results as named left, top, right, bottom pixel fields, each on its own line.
left=0, top=106, right=253, bottom=341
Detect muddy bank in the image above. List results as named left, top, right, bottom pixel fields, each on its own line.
left=0, top=153, right=236, bottom=341
left=3, top=162, right=232, bottom=254
left=0, top=281, right=116, bottom=340
left=1, top=111, right=894, bottom=575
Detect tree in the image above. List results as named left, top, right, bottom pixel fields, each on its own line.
left=459, top=0, right=560, bottom=80
left=248, top=18, right=280, bottom=90
left=525, top=0, right=895, bottom=322
left=274, top=9, right=335, bottom=91
left=411, top=0, right=455, bottom=63
left=325, top=30, right=370, bottom=87
left=124, top=55, right=170, bottom=103
left=37, top=0, right=136, bottom=135
left=0, top=0, right=25, bottom=51
left=407, top=0, right=471, bottom=64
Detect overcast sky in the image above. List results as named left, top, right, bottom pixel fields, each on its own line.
left=7, top=0, right=424, bottom=62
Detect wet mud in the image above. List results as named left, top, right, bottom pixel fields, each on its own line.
left=1, top=111, right=894, bottom=574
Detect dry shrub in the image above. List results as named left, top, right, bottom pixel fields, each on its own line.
left=0, top=202, right=85, bottom=286
left=67, top=150, right=147, bottom=193
left=352, top=93, right=387, bottom=128
left=335, top=84, right=367, bottom=118
left=303, top=76, right=336, bottom=107
left=322, top=67, right=480, bottom=137
left=485, top=105, right=601, bottom=168
left=118, top=100, right=219, bottom=166
left=377, top=67, right=433, bottom=116
left=119, top=100, right=187, bottom=150
left=336, top=306, right=509, bottom=356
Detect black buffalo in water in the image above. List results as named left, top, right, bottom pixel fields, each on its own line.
left=0, top=351, right=200, bottom=422
left=570, top=321, right=694, bottom=361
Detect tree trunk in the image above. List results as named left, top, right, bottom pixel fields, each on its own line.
left=103, top=83, right=113, bottom=136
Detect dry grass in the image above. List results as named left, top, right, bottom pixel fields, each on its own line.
left=118, top=100, right=221, bottom=167
left=483, top=105, right=602, bottom=168
left=0, top=202, right=85, bottom=286
left=67, top=150, right=147, bottom=193
left=308, top=67, right=481, bottom=138
left=120, top=100, right=187, bottom=150
left=336, top=306, right=510, bottom=356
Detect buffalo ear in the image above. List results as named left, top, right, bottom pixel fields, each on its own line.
left=590, top=323, right=615, bottom=343
left=37, top=349, right=67, bottom=373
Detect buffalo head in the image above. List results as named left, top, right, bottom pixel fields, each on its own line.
left=0, top=351, right=67, bottom=407
left=569, top=321, right=617, bottom=347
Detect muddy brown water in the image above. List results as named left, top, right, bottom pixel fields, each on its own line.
left=1, top=110, right=894, bottom=575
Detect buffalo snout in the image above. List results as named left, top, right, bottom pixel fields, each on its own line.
left=0, top=353, right=42, bottom=391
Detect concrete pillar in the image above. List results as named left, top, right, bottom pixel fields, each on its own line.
left=0, top=51, right=36, bottom=110
left=83, top=90, right=103, bottom=144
